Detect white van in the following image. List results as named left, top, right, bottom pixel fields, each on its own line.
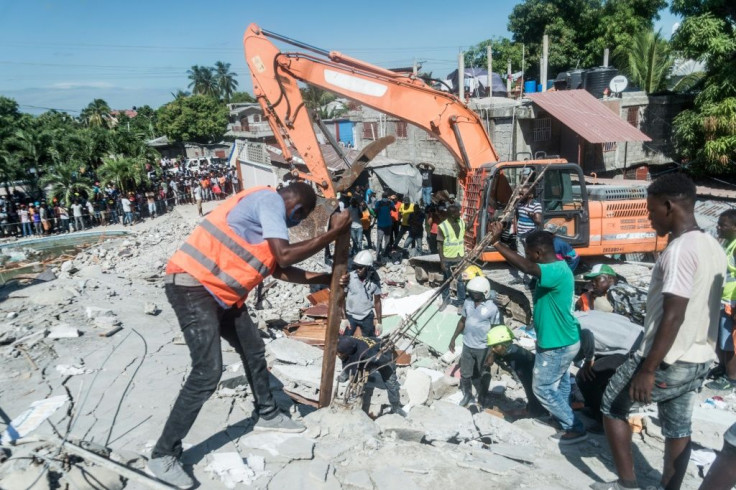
left=185, top=157, right=225, bottom=173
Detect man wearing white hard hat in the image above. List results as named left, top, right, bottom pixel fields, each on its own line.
left=448, top=276, right=502, bottom=407
left=341, top=250, right=383, bottom=338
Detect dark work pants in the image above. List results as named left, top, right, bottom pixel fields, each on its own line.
left=152, top=283, right=278, bottom=458
left=575, top=353, right=627, bottom=422
left=500, top=348, right=546, bottom=417
left=346, top=312, right=375, bottom=338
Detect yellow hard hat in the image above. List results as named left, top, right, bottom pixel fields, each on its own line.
left=462, top=265, right=483, bottom=281
left=487, top=325, right=514, bottom=346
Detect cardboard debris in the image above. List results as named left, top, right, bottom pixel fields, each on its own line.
left=1, top=395, right=68, bottom=444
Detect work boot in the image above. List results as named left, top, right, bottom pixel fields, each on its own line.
left=390, top=404, right=407, bottom=417
left=146, top=455, right=194, bottom=489
left=254, top=413, right=306, bottom=433
left=459, top=391, right=475, bottom=407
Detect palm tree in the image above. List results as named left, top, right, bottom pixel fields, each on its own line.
left=97, top=155, right=149, bottom=194
left=187, top=65, right=218, bottom=98
left=170, top=89, right=191, bottom=100
left=39, top=160, right=94, bottom=207
left=214, top=61, right=239, bottom=102
left=614, top=29, right=673, bottom=94
left=80, top=99, right=112, bottom=128
left=0, top=148, right=23, bottom=197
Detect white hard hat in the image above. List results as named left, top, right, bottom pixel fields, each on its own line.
left=466, top=276, right=491, bottom=299
left=353, top=250, right=374, bottom=267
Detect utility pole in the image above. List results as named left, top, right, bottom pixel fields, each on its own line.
left=541, top=34, right=549, bottom=92
left=603, top=48, right=609, bottom=67
left=487, top=43, right=493, bottom=97
left=458, top=51, right=465, bottom=101
left=506, top=59, right=512, bottom=93
left=521, top=44, right=525, bottom=97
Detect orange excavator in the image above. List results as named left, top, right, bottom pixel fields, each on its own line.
left=243, top=23, right=666, bottom=262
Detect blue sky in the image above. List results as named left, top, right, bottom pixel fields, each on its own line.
left=0, top=0, right=680, bottom=114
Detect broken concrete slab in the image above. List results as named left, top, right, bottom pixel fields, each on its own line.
left=407, top=401, right=478, bottom=442
left=404, top=369, right=432, bottom=407
left=376, top=414, right=425, bottom=443
left=341, top=469, right=373, bottom=490
left=371, top=465, right=420, bottom=490
left=204, top=452, right=255, bottom=488
left=472, top=411, right=537, bottom=446
left=238, top=432, right=307, bottom=457
left=275, top=436, right=314, bottom=461
left=267, top=337, right=323, bottom=366
left=489, top=442, right=538, bottom=463
left=314, top=439, right=358, bottom=462
left=63, top=464, right=124, bottom=490
left=267, top=460, right=340, bottom=490
left=303, top=407, right=380, bottom=440
left=85, top=306, right=115, bottom=319
left=47, top=324, right=81, bottom=339
left=457, top=449, right=520, bottom=475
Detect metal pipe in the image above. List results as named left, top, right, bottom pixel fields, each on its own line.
left=450, top=117, right=471, bottom=170
left=261, top=28, right=330, bottom=57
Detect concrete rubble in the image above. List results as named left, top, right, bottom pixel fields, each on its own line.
left=0, top=199, right=732, bottom=489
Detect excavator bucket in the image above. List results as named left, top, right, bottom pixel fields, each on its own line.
left=333, top=135, right=396, bottom=193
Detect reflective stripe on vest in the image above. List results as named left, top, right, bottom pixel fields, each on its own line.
left=723, top=238, right=736, bottom=301
left=579, top=292, right=592, bottom=311
left=439, top=219, right=465, bottom=258
left=168, top=186, right=277, bottom=307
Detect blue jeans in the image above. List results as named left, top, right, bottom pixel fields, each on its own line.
left=21, top=222, right=32, bottom=237
left=441, top=258, right=466, bottom=303
left=422, top=187, right=432, bottom=206
left=123, top=211, right=133, bottom=225
left=718, top=306, right=734, bottom=351
left=601, top=354, right=710, bottom=438
left=350, top=226, right=363, bottom=254
left=533, top=341, right=584, bottom=432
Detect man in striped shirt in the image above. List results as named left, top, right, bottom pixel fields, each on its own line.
left=513, top=184, right=542, bottom=284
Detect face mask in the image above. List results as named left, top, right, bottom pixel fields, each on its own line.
left=286, top=204, right=303, bottom=228
left=470, top=292, right=485, bottom=302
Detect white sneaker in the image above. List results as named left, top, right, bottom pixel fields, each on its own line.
left=146, top=455, right=194, bottom=489
left=254, top=412, right=306, bottom=433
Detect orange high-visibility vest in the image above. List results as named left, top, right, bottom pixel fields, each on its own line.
left=579, top=291, right=593, bottom=311
left=167, top=186, right=278, bottom=307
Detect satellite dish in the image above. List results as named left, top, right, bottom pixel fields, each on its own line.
left=609, top=75, right=628, bottom=93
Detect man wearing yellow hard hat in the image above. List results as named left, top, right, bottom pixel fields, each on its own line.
left=485, top=325, right=545, bottom=418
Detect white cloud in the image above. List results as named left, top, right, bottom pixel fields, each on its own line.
left=49, top=81, right=117, bottom=90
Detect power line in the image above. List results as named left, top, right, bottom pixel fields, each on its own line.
left=18, top=104, right=81, bottom=113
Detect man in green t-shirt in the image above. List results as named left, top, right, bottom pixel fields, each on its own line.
left=488, top=222, right=586, bottom=444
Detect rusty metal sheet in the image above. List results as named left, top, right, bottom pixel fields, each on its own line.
left=528, top=90, right=651, bottom=144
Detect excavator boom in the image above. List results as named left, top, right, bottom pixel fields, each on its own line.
left=244, top=22, right=499, bottom=200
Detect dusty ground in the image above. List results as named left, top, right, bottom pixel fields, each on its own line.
left=0, top=199, right=733, bottom=489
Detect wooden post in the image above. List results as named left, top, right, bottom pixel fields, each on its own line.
left=319, top=231, right=349, bottom=408
left=317, top=135, right=396, bottom=409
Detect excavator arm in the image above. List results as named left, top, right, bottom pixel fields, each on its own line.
left=243, top=23, right=499, bottom=199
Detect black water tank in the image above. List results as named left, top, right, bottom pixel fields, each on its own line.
left=583, top=67, right=618, bottom=98
left=554, top=69, right=585, bottom=90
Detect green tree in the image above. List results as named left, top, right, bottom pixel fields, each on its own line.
left=97, top=155, right=149, bottom=194
left=506, top=0, right=666, bottom=77
left=39, top=160, right=94, bottom=207
left=170, top=89, right=191, bottom=100
left=464, top=37, right=524, bottom=77
left=214, top=61, right=239, bottom=102
left=156, top=95, right=228, bottom=143
left=187, top=65, right=218, bottom=98
left=80, top=98, right=112, bottom=128
left=614, top=29, right=672, bottom=93
left=229, top=91, right=256, bottom=103
left=671, top=0, right=736, bottom=174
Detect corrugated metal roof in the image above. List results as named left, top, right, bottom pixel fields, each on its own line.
left=695, top=200, right=736, bottom=237
left=528, top=90, right=652, bottom=144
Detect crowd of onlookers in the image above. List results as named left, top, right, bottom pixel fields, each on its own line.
left=0, top=159, right=241, bottom=239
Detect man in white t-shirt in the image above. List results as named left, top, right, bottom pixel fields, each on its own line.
left=596, top=173, right=726, bottom=490
left=71, top=201, right=84, bottom=231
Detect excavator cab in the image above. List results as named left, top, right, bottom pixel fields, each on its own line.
left=478, top=161, right=589, bottom=249
left=540, top=164, right=590, bottom=247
